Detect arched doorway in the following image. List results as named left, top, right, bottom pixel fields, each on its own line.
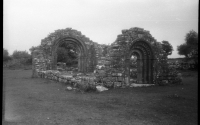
left=129, top=54, right=138, bottom=83
left=127, top=39, right=154, bottom=84
left=56, top=42, right=78, bottom=71
left=51, top=37, right=88, bottom=73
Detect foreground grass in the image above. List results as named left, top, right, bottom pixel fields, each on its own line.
left=3, top=69, right=198, bottom=125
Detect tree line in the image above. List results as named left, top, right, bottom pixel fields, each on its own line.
left=3, top=49, right=32, bottom=64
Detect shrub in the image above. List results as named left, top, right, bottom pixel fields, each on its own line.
left=3, top=58, right=32, bottom=69
left=3, top=48, right=12, bottom=62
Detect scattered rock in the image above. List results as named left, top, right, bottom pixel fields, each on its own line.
left=96, top=85, right=108, bottom=92
left=66, top=86, right=73, bottom=90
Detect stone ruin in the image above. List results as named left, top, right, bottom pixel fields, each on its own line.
left=32, top=27, right=182, bottom=90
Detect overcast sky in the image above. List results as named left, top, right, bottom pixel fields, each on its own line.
left=4, top=0, right=198, bottom=58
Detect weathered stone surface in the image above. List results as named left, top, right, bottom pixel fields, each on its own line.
left=32, top=28, right=101, bottom=74
left=33, top=27, right=181, bottom=90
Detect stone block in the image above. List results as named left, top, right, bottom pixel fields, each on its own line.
left=104, top=82, right=114, bottom=88
left=114, top=82, right=122, bottom=88
left=117, top=77, right=123, bottom=82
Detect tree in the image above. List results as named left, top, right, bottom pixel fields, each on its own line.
left=177, top=44, right=191, bottom=58
left=12, top=50, right=31, bottom=59
left=177, top=30, right=198, bottom=63
left=29, top=45, right=42, bottom=53
left=3, top=48, right=12, bottom=62
left=57, top=47, right=69, bottom=63
left=161, top=41, right=173, bottom=56
left=56, top=44, right=78, bottom=67
left=3, top=48, right=9, bottom=57
left=185, top=30, right=198, bottom=46
left=66, top=45, right=78, bottom=60
left=9, top=50, right=32, bottom=65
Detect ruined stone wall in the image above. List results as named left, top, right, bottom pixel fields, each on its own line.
left=104, top=27, right=182, bottom=85
left=32, top=28, right=100, bottom=77
left=32, top=27, right=182, bottom=87
left=32, top=49, right=48, bottom=77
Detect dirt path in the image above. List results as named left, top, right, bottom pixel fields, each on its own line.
left=3, top=69, right=198, bottom=125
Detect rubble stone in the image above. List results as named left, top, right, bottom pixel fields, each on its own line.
left=32, top=27, right=182, bottom=90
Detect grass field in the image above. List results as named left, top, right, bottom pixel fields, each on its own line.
left=3, top=69, right=198, bottom=125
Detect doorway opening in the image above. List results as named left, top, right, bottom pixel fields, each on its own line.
left=129, top=54, right=138, bottom=83
left=56, top=42, right=78, bottom=73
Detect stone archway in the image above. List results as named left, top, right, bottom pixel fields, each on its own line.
left=32, top=27, right=181, bottom=86
left=31, top=28, right=98, bottom=76
left=111, top=27, right=158, bottom=85
left=51, top=36, right=88, bottom=72
left=127, top=39, right=154, bottom=84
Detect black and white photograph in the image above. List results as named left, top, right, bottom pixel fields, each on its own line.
left=3, top=0, right=198, bottom=124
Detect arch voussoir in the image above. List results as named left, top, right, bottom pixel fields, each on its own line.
left=32, top=28, right=98, bottom=75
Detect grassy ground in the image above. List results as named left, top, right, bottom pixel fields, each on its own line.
left=3, top=69, right=198, bottom=125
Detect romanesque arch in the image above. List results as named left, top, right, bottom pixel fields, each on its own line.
left=128, top=38, right=154, bottom=84
left=32, top=28, right=98, bottom=76
left=32, top=27, right=181, bottom=86
left=51, top=36, right=88, bottom=72
left=110, top=27, right=161, bottom=84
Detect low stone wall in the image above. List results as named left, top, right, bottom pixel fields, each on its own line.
left=36, top=69, right=125, bottom=88
left=95, top=73, right=125, bottom=88
left=156, top=67, right=182, bottom=85
left=94, top=68, right=126, bottom=88
left=34, top=62, right=182, bottom=90
left=37, top=70, right=96, bottom=86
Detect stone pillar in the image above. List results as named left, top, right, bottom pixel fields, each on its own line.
left=143, top=57, right=147, bottom=84
left=124, top=58, right=130, bottom=86
left=149, top=58, right=154, bottom=84
left=148, top=57, right=152, bottom=84
left=137, top=58, right=143, bottom=84
left=32, top=50, right=40, bottom=78
left=141, top=58, right=144, bottom=83
left=78, top=55, right=81, bottom=72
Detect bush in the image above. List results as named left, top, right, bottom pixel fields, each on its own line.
left=3, top=48, right=12, bottom=62
left=3, top=50, right=32, bottom=69
left=3, top=56, right=12, bottom=62
left=3, top=58, right=32, bottom=70
left=12, top=50, right=31, bottom=59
